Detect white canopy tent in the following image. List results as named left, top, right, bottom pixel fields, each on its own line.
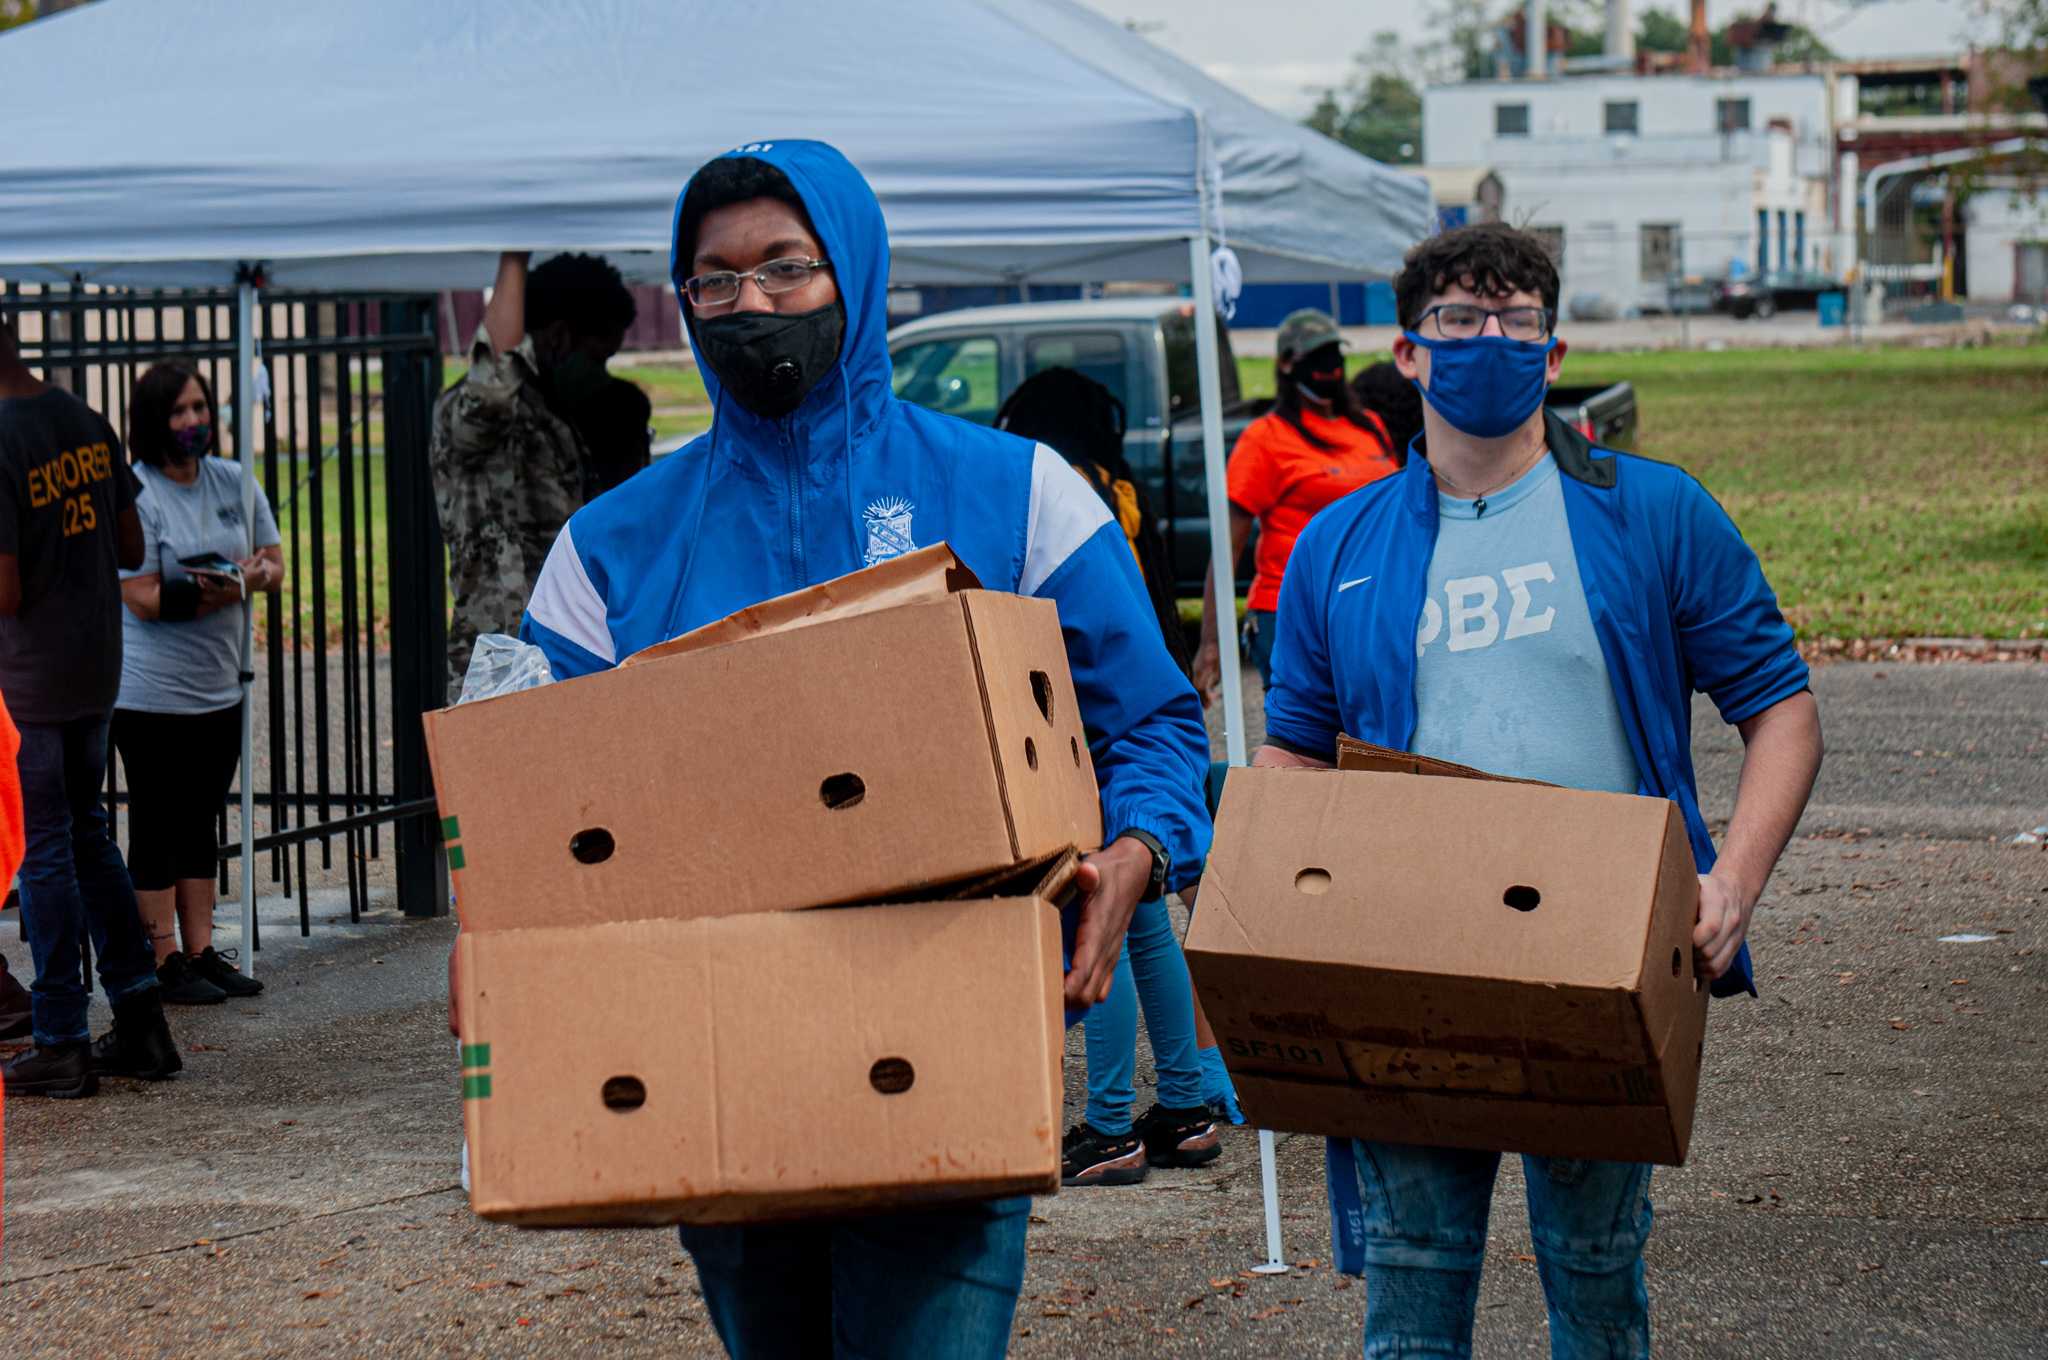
left=2, top=0, right=1432, bottom=1268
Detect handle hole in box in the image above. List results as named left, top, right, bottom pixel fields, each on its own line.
left=1503, top=885, right=1541, bottom=912
left=1030, top=670, right=1055, bottom=725
left=820, top=773, right=866, bottom=810
left=1070, top=736, right=1081, bottom=767
left=1671, top=947, right=1683, bottom=978
left=1295, top=867, right=1332, bottom=896
left=1024, top=737, right=1038, bottom=771
left=869, top=1057, right=915, bottom=1095
left=570, top=828, right=615, bottom=865
left=602, top=1075, right=646, bottom=1111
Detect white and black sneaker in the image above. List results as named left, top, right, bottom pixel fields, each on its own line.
left=1061, top=1122, right=1149, bottom=1187
left=1136, top=1102, right=1222, bottom=1169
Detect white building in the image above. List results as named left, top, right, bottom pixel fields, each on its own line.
left=1965, top=184, right=2048, bottom=304
left=1423, top=73, right=1836, bottom=314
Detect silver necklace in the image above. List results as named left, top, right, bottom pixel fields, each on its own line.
left=1431, top=437, right=1546, bottom=517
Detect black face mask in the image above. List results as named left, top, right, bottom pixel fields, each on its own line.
left=1293, top=344, right=1346, bottom=405
left=692, top=303, right=845, bottom=419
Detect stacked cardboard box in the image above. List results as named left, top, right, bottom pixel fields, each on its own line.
left=1186, top=743, right=1709, bottom=1166
left=428, top=547, right=1103, bottom=1224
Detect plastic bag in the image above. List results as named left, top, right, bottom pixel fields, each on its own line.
left=456, top=633, right=553, bottom=705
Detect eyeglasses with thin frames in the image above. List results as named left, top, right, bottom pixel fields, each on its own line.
left=682, top=257, right=831, bottom=309
left=1413, top=303, right=1556, bottom=343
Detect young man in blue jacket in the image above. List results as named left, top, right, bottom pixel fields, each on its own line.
left=1257, top=222, right=1823, bottom=1358
left=516, top=141, right=1211, bottom=1359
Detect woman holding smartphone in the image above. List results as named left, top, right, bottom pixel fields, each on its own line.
left=113, top=363, right=283, bottom=1004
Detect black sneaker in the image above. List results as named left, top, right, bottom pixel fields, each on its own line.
left=91, top=990, right=183, bottom=1081
left=157, top=951, right=227, bottom=1006
left=188, top=946, right=263, bottom=998
left=1061, top=1122, right=1149, bottom=1187
left=1135, top=1102, right=1223, bottom=1169
left=2, top=1040, right=97, bottom=1099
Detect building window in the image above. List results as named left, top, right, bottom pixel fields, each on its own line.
left=1496, top=102, right=1530, bottom=137
left=1718, top=98, right=1752, bottom=133
left=1640, top=223, right=1681, bottom=282
left=1756, top=209, right=1769, bottom=274
left=1529, top=225, right=1566, bottom=269
left=1604, top=100, right=1639, bottom=135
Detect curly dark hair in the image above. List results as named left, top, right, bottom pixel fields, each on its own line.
left=1348, top=361, right=1423, bottom=464
left=128, top=362, right=217, bottom=468
left=526, top=252, right=636, bottom=341
left=1394, top=222, right=1561, bottom=330
left=674, top=156, right=819, bottom=288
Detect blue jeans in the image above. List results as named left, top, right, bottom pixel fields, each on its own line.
left=678, top=1195, right=1029, bottom=1359
left=15, top=714, right=160, bottom=1045
left=1082, top=895, right=1205, bottom=1133
left=1245, top=608, right=1277, bottom=688
left=1327, top=1139, right=1653, bottom=1359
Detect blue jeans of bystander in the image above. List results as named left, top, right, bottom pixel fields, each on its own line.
left=14, top=713, right=160, bottom=1046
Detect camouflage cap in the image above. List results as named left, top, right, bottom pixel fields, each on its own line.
left=1275, top=308, right=1344, bottom=362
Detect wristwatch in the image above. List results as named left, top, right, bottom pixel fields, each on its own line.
left=1118, top=828, right=1171, bottom=900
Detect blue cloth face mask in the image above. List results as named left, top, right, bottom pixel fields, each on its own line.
left=1404, top=332, right=1558, bottom=439
left=170, top=422, right=211, bottom=461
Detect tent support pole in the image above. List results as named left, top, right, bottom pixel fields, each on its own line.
left=235, top=271, right=259, bottom=974
left=1188, top=233, right=1285, bottom=1276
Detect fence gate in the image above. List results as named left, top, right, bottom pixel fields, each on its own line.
left=2, top=281, right=448, bottom=941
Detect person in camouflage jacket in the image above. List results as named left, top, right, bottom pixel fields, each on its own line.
left=429, top=250, right=642, bottom=695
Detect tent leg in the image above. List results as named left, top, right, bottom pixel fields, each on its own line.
left=1187, top=235, right=1246, bottom=766
left=1188, top=235, right=1286, bottom=1275
left=235, top=274, right=259, bottom=975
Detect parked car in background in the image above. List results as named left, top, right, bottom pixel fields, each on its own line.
left=889, top=300, right=1642, bottom=599
left=889, top=297, right=1261, bottom=597
left=1660, top=275, right=1721, bottom=315
left=1714, top=269, right=1845, bottom=319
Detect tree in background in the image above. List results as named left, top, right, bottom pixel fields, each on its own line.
left=1304, top=31, right=1424, bottom=165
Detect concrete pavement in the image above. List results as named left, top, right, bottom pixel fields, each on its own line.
left=2, top=661, right=2043, bottom=1357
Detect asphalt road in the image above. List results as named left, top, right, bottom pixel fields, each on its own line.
left=2, top=661, right=2043, bottom=1357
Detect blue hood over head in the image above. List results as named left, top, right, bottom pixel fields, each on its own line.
left=669, top=139, right=893, bottom=454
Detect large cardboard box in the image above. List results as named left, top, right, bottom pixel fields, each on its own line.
left=1186, top=762, right=1709, bottom=1165
left=456, top=854, right=1072, bottom=1225
left=424, top=547, right=1102, bottom=931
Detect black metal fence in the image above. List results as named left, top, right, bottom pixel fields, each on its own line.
left=1, top=280, right=447, bottom=937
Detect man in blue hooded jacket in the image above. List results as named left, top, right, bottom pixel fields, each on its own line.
left=1257, top=222, right=1824, bottom=1357
left=517, top=142, right=1211, bottom=1358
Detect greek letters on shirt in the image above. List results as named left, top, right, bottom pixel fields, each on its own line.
left=24, top=439, right=115, bottom=538
left=1415, top=561, right=1558, bottom=658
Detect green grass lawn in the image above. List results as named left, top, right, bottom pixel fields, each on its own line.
left=1561, top=344, right=2048, bottom=640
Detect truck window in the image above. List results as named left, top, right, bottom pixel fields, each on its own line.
left=1023, top=332, right=1129, bottom=413
left=890, top=335, right=999, bottom=425
left=1161, top=310, right=1241, bottom=417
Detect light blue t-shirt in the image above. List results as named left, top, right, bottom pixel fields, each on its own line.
left=1411, top=453, right=1641, bottom=793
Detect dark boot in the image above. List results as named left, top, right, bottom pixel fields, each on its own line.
left=91, top=989, right=183, bottom=1082
left=187, top=946, right=263, bottom=998
left=156, top=950, right=227, bottom=1005
left=0, top=955, right=30, bottom=1040
left=3, top=1040, right=98, bottom=1099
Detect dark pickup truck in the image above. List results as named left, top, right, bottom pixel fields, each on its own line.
left=888, top=299, right=1637, bottom=597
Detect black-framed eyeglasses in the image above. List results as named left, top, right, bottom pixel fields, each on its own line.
left=682, top=257, right=831, bottom=308
left=1414, top=303, right=1556, bottom=343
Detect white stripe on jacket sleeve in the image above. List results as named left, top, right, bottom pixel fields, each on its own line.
left=1020, top=442, right=1114, bottom=596
left=526, top=523, right=616, bottom=666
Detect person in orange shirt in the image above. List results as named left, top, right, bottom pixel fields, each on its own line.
left=1193, top=309, right=1400, bottom=699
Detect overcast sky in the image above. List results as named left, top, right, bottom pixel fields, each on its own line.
left=1082, top=0, right=1998, bottom=117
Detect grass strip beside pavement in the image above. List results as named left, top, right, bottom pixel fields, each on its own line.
left=1564, top=343, right=2048, bottom=642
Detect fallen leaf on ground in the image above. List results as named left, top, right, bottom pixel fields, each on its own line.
left=1251, top=1306, right=1289, bottom=1321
